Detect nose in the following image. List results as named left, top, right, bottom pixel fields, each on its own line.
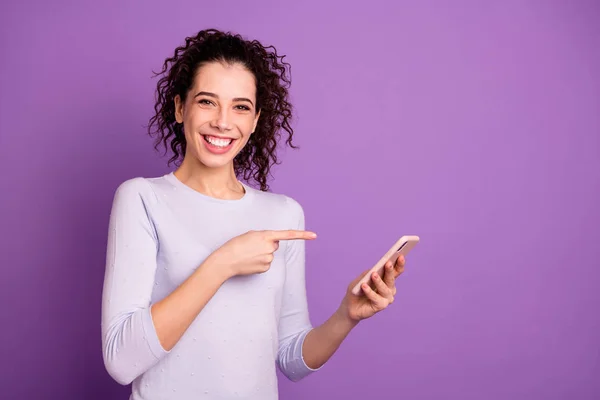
left=211, top=107, right=232, bottom=131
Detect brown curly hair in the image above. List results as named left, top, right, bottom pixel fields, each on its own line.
left=147, top=28, right=297, bottom=191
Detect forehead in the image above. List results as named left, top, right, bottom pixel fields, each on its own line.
left=192, top=62, right=256, bottom=99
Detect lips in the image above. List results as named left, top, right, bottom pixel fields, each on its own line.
left=201, top=134, right=237, bottom=154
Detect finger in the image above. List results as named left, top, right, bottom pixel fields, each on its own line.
left=394, top=254, right=406, bottom=276
left=360, top=283, right=389, bottom=309
left=265, top=230, right=317, bottom=241
left=372, top=271, right=392, bottom=297
left=383, top=261, right=395, bottom=287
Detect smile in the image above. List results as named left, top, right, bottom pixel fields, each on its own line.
left=201, top=134, right=237, bottom=154
left=203, top=135, right=233, bottom=147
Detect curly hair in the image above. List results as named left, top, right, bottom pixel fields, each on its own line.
left=147, top=29, right=297, bottom=191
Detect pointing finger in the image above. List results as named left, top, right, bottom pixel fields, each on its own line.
left=265, top=230, right=317, bottom=241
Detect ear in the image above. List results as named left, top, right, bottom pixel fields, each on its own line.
left=174, top=95, right=184, bottom=123
left=252, top=109, right=261, bottom=133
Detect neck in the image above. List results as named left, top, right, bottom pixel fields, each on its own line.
left=173, top=156, right=245, bottom=200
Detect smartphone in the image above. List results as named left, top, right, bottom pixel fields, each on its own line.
left=351, top=235, right=420, bottom=296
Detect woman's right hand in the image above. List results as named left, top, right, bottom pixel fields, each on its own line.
left=209, top=229, right=317, bottom=279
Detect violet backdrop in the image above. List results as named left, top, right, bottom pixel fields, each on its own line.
left=1, top=1, right=599, bottom=399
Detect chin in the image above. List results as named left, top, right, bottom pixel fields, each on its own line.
left=196, top=154, right=236, bottom=169
left=194, top=143, right=242, bottom=170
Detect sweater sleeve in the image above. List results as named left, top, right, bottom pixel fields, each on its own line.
left=276, top=197, right=322, bottom=382
left=101, top=178, right=169, bottom=385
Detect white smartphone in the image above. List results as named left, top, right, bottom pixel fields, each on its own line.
left=351, top=235, right=420, bottom=296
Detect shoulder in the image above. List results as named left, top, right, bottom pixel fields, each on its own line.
left=248, top=186, right=305, bottom=227
left=111, top=175, right=166, bottom=205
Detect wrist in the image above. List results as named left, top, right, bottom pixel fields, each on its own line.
left=334, top=305, right=360, bottom=330
left=199, top=252, right=232, bottom=284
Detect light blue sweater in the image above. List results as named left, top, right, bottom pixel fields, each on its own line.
left=101, top=172, right=319, bottom=399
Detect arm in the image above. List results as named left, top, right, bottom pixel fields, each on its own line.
left=276, top=197, right=360, bottom=376
left=150, top=256, right=228, bottom=350
left=275, top=198, right=317, bottom=381
left=300, top=308, right=359, bottom=369
left=303, top=255, right=407, bottom=368
left=277, top=197, right=355, bottom=381
left=101, top=179, right=228, bottom=385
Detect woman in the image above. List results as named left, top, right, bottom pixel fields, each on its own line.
left=101, top=28, right=406, bottom=399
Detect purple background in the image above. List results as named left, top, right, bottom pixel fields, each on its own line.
left=1, top=1, right=599, bottom=399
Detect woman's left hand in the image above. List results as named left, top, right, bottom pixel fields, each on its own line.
left=338, top=254, right=406, bottom=322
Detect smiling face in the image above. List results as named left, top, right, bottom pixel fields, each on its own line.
left=174, top=61, right=260, bottom=171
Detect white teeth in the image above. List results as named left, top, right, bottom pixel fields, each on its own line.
left=205, top=136, right=232, bottom=147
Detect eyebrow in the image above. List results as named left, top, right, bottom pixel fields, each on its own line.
left=194, top=91, right=254, bottom=106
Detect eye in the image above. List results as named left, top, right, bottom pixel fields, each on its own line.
left=235, top=105, right=251, bottom=111
left=198, top=99, right=214, bottom=106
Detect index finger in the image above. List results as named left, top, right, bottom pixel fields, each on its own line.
left=264, top=230, right=317, bottom=241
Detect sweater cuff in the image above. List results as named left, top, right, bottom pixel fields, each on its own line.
left=141, top=306, right=170, bottom=359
